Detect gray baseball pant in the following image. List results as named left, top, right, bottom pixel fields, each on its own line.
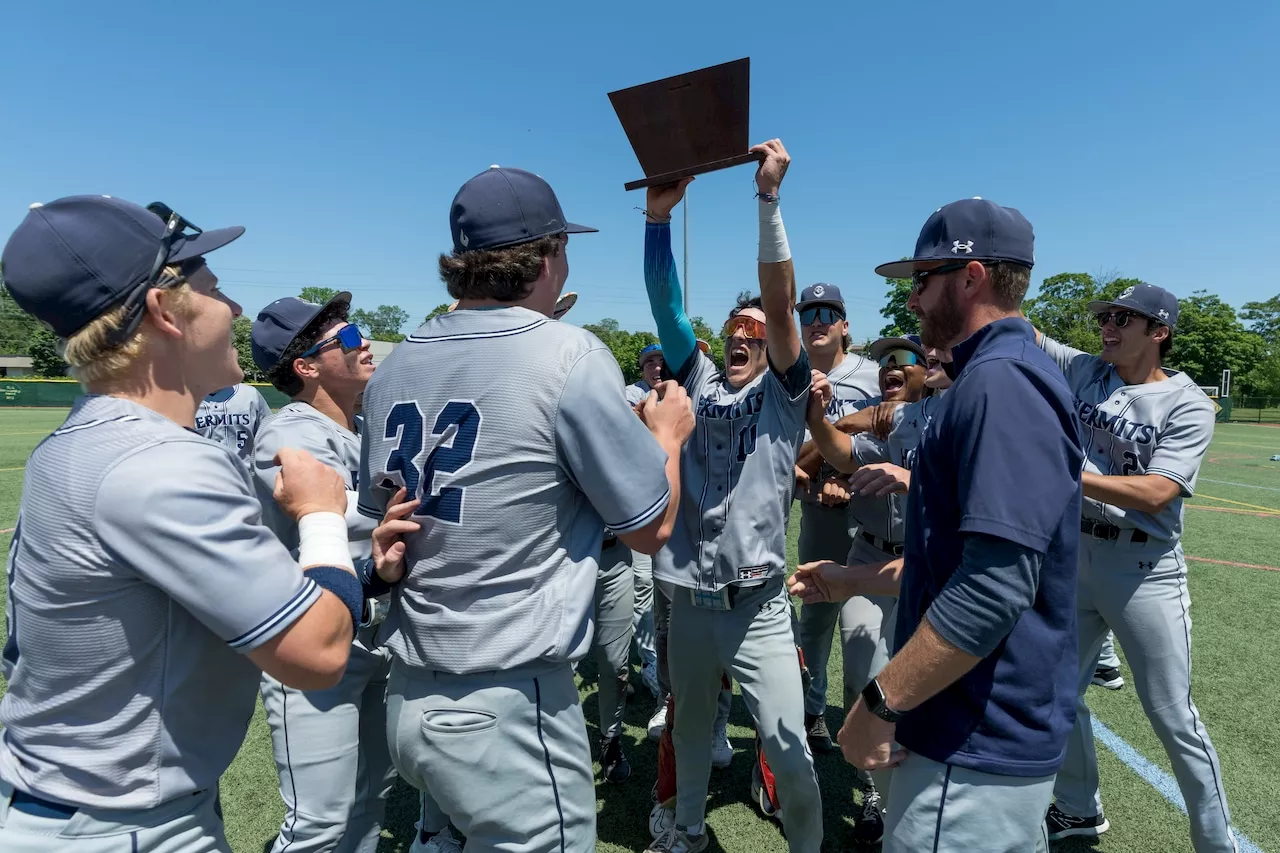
left=631, top=550, right=657, bottom=670
left=655, top=579, right=733, bottom=727
left=386, top=659, right=595, bottom=853
left=884, top=753, right=1053, bottom=853
left=261, top=632, right=398, bottom=853
left=596, top=542, right=636, bottom=737
left=0, top=780, right=229, bottom=852
left=1096, top=630, right=1120, bottom=669
left=669, top=579, right=821, bottom=851
left=1055, top=537, right=1236, bottom=853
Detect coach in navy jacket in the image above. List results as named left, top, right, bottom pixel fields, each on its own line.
left=841, top=199, right=1084, bottom=853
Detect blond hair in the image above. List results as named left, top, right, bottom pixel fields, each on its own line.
left=63, top=264, right=192, bottom=386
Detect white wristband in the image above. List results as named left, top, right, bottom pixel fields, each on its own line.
left=758, top=198, right=791, bottom=264
left=297, top=512, right=355, bottom=573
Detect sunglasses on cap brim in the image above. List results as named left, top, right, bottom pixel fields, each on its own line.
left=799, top=306, right=845, bottom=326
left=722, top=315, right=767, bottom=339
left=302, top=323, right=363, bottom=358
left=104, top=202, right=204, bottom=347
left=878, top=349, right=923, bottom=368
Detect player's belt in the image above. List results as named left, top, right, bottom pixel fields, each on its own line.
left=860, top=531, right=904, bottom=557
left=9, top=789, right=79, bottom=818
left=602, top=533, right=619, bottom=549
left=1080, top=518, right=1149, bottom=544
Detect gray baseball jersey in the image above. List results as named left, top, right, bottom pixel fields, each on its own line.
left=195, top=383, right=272, bottom=463
left=357, top=307, right=671, bottom=674
left=253, top=402, right=375, bottom=562
left=798, top=353, right=881, bottom=506
left=1039, top=335, right=1215, bottom=541
left=626, top=380, right=654, bottom=407
left=848, top=427, right=909, bottom=546
left=655, top=349, right=811, bottom=591
left=0, top=395, right=320, bottom=808
left=889, top=394, right=945, bottom=471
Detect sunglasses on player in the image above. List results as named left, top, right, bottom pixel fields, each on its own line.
left=105, top=202, right=205, bottom=347
left=910, top=261, right=994, bottom=296
left=723, top=315, right=767, bottom=340
left=799, top=306, right=845, bottom=326
left=878, top=349, right=923, bottom=368
left=1094, top=311, right=1143, bottom=329
left=302, top=323, right=364, bottom=358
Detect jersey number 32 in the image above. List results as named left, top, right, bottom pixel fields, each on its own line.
left=382, top=401, right=481, bottom=523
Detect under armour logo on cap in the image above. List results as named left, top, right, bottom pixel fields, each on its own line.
left=952, top=240, right=974, bottom=254
left=1158, top=309, right=1169, bottom=319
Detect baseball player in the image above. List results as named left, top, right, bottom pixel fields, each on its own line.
left=628, top=343, right=665, bottom=698
left=0, top=195, right=410, bottom=852
left=357, top=166, right=693, bottom=853
left=251, top=295, right=434, bottom=853
left=1037, top=284, right=1235, bottom=851
left=799, top=334, right=929, bottom=842
left=195, top=382, right=272, bottom=463
left=640, top=139, right=823, bottom=853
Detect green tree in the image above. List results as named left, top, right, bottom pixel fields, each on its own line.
left=424, top=303, right=452, bottom=323
left=351, top=305, right=409, bottom=342
left=1240, top=295, right=1280, bottom=344
left=27, top=325, right=67, bottom=377
left=1239, top=295, right=1280, bottom=397
left=232, top=315, right=265, bottom=382
left=299, top=286, right=340, bottom=305
left=878, top=275, right=918, bottom=337
left=0, top=282, right=38, bottom=355
left=1023, top=273, right=1099, bottom=352
left=582, top=318, right=659, bottom=384
left=690, top=316, right=725, bottom=371
left=1166, top=291, right=1264, bottom=388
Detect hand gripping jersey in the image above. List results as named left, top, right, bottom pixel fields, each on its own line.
left=1040, top=335, right=1215, bottom=541
left=654, top=349, right=812, bottom=592
left=195, top=383, right=272, bottom=463
left=1, top=395, right=320, bottom=808
left=357, top=307, right=671, bottom=674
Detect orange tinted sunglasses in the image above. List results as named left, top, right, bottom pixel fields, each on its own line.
left=722, top=315, right=767, bottom=340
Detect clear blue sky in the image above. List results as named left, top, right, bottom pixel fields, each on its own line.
left=3, top=1, right=1276, bottom=343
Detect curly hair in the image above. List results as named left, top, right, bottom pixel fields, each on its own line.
left=437, top=235, right=562, bottom=302
left=266, top=302, right=351, bottom=398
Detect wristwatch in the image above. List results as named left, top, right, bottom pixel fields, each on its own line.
left=861, top=678, right=905, bottom=723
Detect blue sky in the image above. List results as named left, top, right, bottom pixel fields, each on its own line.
left=2, top=1, right=1276, bottom=343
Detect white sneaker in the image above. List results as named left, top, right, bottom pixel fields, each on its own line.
left=641, top=661, right=661, bottom=697
left=410, top=825, right=463, bottom=853
left=647, top=695, right=669, bottom=742
left=710, top=723, right=732, bottom=768
left=645, top=824, right=708, bottom=853
left=648, top=800, right=676, bottom=838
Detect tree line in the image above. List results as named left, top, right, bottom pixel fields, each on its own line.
left=4, top=269, right=1278, bottom=398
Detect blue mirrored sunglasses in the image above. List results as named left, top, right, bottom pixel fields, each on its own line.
left=799, top=306, right=844, bottom=326
left=878, top=349, right=923, bottom=368
left=302, top=323, right=363, bottom=358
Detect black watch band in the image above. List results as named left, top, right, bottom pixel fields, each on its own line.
left=861, top=678, right=904, bottom=723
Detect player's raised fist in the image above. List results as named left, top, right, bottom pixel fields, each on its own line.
left=807, top=369, right=832, bottom=426
left=640, top=380, right=695, bottom=446
left=749, top=138, right=791, bottom=197
left=273, top=447, right=347, bottom=520
left=646, top=177, right=694, bottom=222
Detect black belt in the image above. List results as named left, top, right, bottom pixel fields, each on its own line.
left=860, top=531, right=905, bottom=557
left=10, top=790, right=78, bottom=818
left=1080, top=518, right=1148, bottom=544
left=602, top=534, right=619, bottom=550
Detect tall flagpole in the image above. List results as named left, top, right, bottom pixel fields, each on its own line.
left=683, top=192, right=689, bottom=315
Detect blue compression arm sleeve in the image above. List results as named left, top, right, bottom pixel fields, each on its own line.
left=644, top=222, right=697, bottom=371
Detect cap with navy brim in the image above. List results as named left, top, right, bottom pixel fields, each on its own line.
left=868, top=335, right=926, bottom=362
left=251, top=291, right=352, bottom=374
left=875, top=198, right=1035, bottom=279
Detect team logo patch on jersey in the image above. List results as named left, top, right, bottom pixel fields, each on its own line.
left=738, top=566, right=769, bottom=581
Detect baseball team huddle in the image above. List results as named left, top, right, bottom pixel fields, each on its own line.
left=0, top=137, right=1236, bottom=853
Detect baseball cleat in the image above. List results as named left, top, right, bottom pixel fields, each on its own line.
left=410, top=825, right=464, bottom=853
left=1045, top=803, right=1110, bottom=839
left=805, top=712, right=834, bottom=754
left=647, top=694, right=669, bottom=742
left=645, top=824, right=708, bottom=853
left=1092, top=666, right=1125, bottom=690
left=710, top=722, right=733, bottom=768
left=852, top=787, right=885, bottom=844
left=601, top=735, right=631, bottom=784
left=648, top=798, right=676, bottom=838
left=751, top=760, right=782, bottom=821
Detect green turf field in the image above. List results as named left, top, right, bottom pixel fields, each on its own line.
left=2, top=409, right=1279, bottom=852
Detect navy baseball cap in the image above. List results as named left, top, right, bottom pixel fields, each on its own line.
left=869, top=334, right=926, bottom=363
left=1088, top=283, right=1179, bottom=329
left=251, top=292, right=352, bottom=374
left=875, top=198, right=1034, bottom=278
left=638, top=343, right=664, bottom=366
left=450, top=166, right=597, bottom=253
left=795, top=283, right=845, bottom=312
left=2, top=195, right=244, bottom=338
